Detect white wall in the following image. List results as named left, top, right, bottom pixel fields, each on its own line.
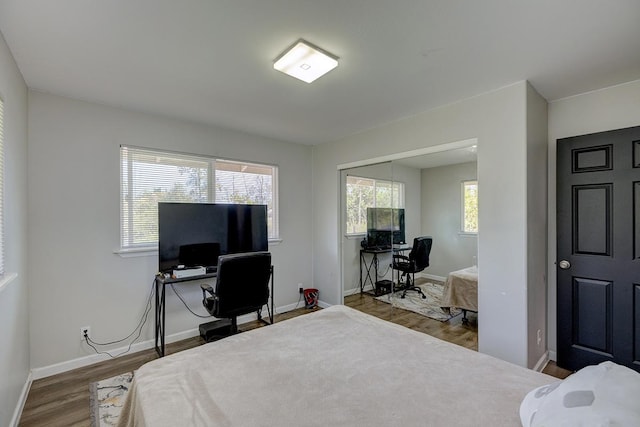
left=526, top=82, right=548, bottom=368
left=340, top=162, right=421, bottom=295
left=27, top=91, right=313, bottom=370
left=0, top=31, right=29, bottom=427
left=420, top=161, right=477, bottom=277
left=547, top=79, right=640, bottom=359
left=313, top=82, right=542, bottom=367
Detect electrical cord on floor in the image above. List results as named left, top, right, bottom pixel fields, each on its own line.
left=82, top=278, right=155, bottom=358
left=292, top=291, right=303, bottom=309
left=169, top=283, right=211, bottom=318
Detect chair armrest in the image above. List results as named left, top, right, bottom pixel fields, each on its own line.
left=200, top=283, right=214, bottom=297
left=393, top=254, right=410, bottom=262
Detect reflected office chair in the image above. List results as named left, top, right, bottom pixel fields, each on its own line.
left=391, top=236, right=433, bottom=299
left=201, top=251, right=271, bottom=333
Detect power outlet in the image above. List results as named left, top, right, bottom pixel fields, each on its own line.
left=298, top=283, right=304, bottom=294
left=81, top=326, right=91, bottom=341
left=536, top=329, right=542, bottom=346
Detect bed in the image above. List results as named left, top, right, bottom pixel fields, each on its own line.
left=441, top=265, right=478, bottom=323
left=117, top=305, right=555, bottom=427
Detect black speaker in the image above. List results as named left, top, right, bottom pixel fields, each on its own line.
left=199, top=319, right=233, bottom=342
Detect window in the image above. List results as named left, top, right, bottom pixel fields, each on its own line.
left=345, top=175, right=404, bottom=235
left=120, top=146, right=278, bottom=250
left=462, top=180, right=478, bottom=233
left=0, top=97, right=4, bottom=275
left=215, top=159, right=277, bottom=237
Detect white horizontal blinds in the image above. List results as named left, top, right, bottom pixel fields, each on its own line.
left=0, top=98, right=4, bottom=275
left=346, top=176, right=375, bottom=234
left=374, top=180, right=404, bottom=209
left=345, top=175, right=405, bottom=234
left=120, top=146, right=211, bottom=248
left=215, top=159, right=277, bottom=238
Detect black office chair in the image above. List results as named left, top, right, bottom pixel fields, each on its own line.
left=201, top=251, right=271, bottom=334
left=391, top=237, right=433, bottom=299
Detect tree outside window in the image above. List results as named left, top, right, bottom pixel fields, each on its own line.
left=346, top=175, right=404, bottom=234
left=462, top=180, right=478, bottom=233
left=120, top=146, right=278, bottom=250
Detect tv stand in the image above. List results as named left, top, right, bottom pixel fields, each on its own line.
left=154, top=267, right=274, bottom=357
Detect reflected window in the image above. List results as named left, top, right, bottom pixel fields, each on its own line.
left=346, top=175, right=404, bottom=235
left=462, top=180, right=478, bottom=233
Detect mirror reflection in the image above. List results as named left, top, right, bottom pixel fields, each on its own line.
left=341, top=146, right=478, bottom=326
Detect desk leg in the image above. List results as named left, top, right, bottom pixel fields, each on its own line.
left=258, top=266, right=275, bottom=326
left=154, top=278, right=165, bottom=357
left=360, top=251, right=378, bottom=294
left=359, top=252, right=364, bottom=293
left=270, top=267, right=274, bottom=324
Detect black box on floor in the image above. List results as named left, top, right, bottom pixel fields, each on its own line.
left=375, top=279, right=393, bottom=296
left=199, top=319, right=233, bottom=342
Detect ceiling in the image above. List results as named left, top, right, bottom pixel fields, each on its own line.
left=1, top=1, right=639, bottom=146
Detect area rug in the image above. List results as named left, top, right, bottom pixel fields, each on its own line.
left=375, top=280, right=460, bottom=322
left=89, top=372, right=133, bottom=427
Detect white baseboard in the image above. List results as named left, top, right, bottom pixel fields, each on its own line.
left=10, top=371, right=32, bottom=427
left=343, top=284, right=374, bottom=297
left=421, top=273, right=447, bottom=282
left=533, top=351, right=550, bottom=372
left=343, top=274, right=445, bottom=298
left=30, top=304, right=300, bottom=380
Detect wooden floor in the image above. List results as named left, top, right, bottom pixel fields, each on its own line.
left=19, top=294, right=570, bottom=426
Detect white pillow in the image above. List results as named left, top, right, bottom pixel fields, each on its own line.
left=520, top=361, right=640, bottom=427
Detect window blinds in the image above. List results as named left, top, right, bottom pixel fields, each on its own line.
left=120, top=146, right=211, bottom=248
left=120, top=146, right=278, bottom=249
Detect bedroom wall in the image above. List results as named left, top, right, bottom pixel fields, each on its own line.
left=27, top=91, right=313, bottom=371
left=313, top=81, right=540, bottom=368
left=420, top=161, right=477, bottom=278
left=0, top=31, right=29, bottom=427
left=340, top=162, right=421, bottom=295
left=547, top=78, right=640, bottom=360
left=525, top=82, right=548, bottom=369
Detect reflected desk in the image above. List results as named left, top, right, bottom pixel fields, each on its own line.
left=359, top=246, right=410, bottom=294
left=154, top=269, right=274, bottom=357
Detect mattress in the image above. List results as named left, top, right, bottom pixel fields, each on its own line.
left=117, top=305, right=552, bottom=427
left=441, top=265, right=478, bottom=312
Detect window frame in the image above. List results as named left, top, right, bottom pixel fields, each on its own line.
left=345, top=175, right=405, bottom=237
left=461, top=179, right=478, bottom=235
left=119, top=145, right=279, bottom=252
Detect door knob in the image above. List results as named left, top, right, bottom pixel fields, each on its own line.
left=558, top=260, right=571, bottom=270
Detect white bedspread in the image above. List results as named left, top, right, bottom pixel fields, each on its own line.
left=118, top=305, right=552, bottom=427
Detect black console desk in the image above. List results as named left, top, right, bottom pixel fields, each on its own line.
left=154, top=268, right=274, bottom=357
left=359, top=246, right=410, bottom=294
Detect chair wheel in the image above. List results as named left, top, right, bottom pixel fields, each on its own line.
left=421, top=295, right=426, bottom=299
left=401, top=295, right=406, bottom=299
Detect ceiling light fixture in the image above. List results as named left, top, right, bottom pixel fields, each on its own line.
left=273, top=39, right=338, bottom=84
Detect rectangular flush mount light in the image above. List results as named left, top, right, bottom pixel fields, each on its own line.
left=273, top=39, right=338, bottom=83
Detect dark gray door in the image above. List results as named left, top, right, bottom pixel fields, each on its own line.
left=557, top=125, right=640, bottom=372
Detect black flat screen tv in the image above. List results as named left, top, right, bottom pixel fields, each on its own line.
left=158, top=202, right=268, bottom=273
left=366, top=207, right=405, bottom=248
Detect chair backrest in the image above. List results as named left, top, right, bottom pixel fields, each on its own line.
left=213, top=251, right=271, bottom=318
left=409, top=236, right=432, bottom=271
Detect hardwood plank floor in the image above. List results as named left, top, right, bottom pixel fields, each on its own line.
left=19, top=296, right=570, bottom=426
